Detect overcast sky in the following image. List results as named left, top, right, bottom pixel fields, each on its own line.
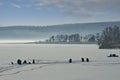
left=0, top=0, right=120, bottom=26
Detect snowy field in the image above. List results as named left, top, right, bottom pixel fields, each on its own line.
left=0, top=44, right=120, bottom=80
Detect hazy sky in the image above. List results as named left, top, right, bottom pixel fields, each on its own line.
left=0, top=0, right=120, bottom=26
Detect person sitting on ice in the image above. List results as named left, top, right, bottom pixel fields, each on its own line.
left=113, top=54, right=119, bottom=57
left=23, top=60, right=27, bottom=64
left=28, top=62, right=31, bottom=64
left=69, top=58, right=72, bottom=63
left=81, top=58, right=84, bottom=62
left=17, top=59, right=22, bottom=65
left=11, top=62, right=14, bottom=65
left=86, top=58, right=89, bottom=62
left=33, top=59, right=35, bottom=64
left=109, top=54, right=112, bottom=57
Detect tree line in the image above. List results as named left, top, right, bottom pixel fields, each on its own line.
left=46, top=33, right=96, bottom=43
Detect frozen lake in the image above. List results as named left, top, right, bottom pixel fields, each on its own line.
left=0, top=44, right=120, bottom=80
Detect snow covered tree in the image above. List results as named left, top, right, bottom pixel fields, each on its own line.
left=98, top=26, right=120, bottom=48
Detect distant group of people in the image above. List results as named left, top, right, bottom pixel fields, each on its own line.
left=11, top=59, right=35, bottom=65
left=81, top=58, right=89, bottom=62
left=108, top=54, right=119, bottom=57
left=69, top=58, right=89, bottom=63
left=11, top=58, right=90, bottom=65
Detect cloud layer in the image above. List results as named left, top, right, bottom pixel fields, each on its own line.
left=1, top=0, right=120, bottom=18
left=34, top=0, right=120, bottom=17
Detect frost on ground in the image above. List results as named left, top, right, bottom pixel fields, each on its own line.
left=0, top=44, right=120, bottom=80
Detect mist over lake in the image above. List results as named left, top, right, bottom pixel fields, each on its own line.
left=0, top=21, right=120, bottom=41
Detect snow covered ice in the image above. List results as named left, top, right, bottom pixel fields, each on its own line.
left=0, top=44, right=120, bottom=80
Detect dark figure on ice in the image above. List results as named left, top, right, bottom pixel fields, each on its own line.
left=28, top=62, right=31, bottom=64
left=69, top=58, right=72, bottom=63
left=108, top=54, right=119, bottom=57
left=11, top=62, right=14, bottom=65
left=81, top=58, right=84, bottom=62
left=17, top=59, right=22, bottom=65
left=86, top=58, right=89, bottom=62
left=33, top=59, right=35, bottom=64
left=23, top=60, right=27, bottom=64
left=109, top=54, right=112, bottom=57
left=113, top=54, right=119, bottom=57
